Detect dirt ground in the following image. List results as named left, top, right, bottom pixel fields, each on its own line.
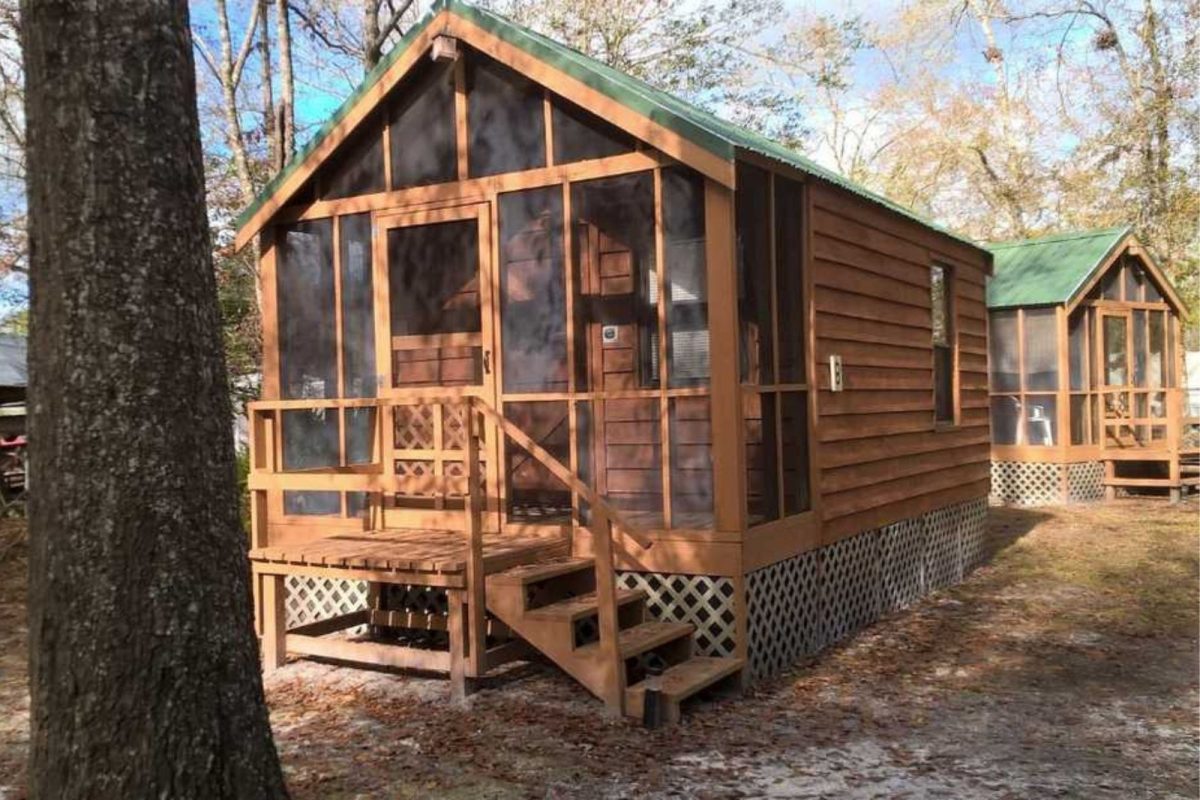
left=2, top=499, right=1197, bottom=798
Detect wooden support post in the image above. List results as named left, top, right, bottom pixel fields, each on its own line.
left=465, top=401, right=487, bottom=679
left=448, top=588, right=468, bottom=703
left=261, top=574, right=287, bottom=673
left=591, top=509, right=625, bottom=715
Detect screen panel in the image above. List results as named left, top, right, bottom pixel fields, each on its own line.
left=736, top=163, right=773, bottom=384
left=551, top=97, right=636, bottom=164
left=278, top=220, right=336, bottom=400
left=389, top=58, right=458, bottom=189
left=663, top=166, right=709, bottom=388
left=498, top=186, right=568, bottom=393
left=1023, top=309, right=1058, bottom=391
left=467, top=53, right=546, bottom=177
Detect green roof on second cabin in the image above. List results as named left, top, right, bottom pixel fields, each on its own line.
left=236, top=0, right=986, bottom=253
left=985, top=226, right=1132, bottom=309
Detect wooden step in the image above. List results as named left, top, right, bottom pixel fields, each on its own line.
left=487, top=557, right=594, bottom=586
left=625, top=656, right=745, bottom=720
left=577, top=621, right=694, bottom=660
left=526, top=588, right=646, bottom=623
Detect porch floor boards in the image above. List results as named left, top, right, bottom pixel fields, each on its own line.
left=249, top=529, right=568, bottom=576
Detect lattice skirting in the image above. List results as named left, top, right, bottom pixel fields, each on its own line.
left=283, top=576, right=370, bottom=629
left=990, top=460, right=1063, bottom=506
left=617, top=572, right=738, bottom=658
left=1066, top=461, right=1105, bottom=503
left=990, top=460, right=1104, bottom=506
left=746, top=496, right=988, bottom=680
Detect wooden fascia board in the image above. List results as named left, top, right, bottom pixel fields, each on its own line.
left=234, top=8, right=736, bottom=251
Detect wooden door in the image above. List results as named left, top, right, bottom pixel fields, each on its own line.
left=373, top=202, right=501, bottom=531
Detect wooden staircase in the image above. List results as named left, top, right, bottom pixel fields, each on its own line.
left=247, top=393, right=745, bottom=722
left=487, top=556, right=744, bottom=723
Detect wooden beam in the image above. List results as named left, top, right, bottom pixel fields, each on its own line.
left=285, top=633, right=453, bottom=672
left=274, top=150, right=667, bottom=226
left=704, top=180, right=744, bottom=532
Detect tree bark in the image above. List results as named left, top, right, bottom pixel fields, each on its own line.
left=276, top=0, right=296, bottom=162
left=21, top=1, right=288, bottom=797
left=258, top=0, right=278, bottom=170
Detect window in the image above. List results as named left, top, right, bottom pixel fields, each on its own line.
left=931, top=265, right=955, bottom=423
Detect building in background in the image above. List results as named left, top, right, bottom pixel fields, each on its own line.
left=986, top=227, right=1194, bottom=505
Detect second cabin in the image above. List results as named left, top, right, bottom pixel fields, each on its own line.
left=238, top=0, right=994, bottom=721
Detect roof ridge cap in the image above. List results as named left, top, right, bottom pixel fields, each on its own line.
left=988, top=225, right=1130, bottom=249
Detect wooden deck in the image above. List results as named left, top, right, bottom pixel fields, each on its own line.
left=249, top=528, right=570, bottom=588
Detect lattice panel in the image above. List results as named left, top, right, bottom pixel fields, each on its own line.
left=380, top=584, right=450, bottom=617
left=959, top=498, right=989, bottom=572
left=395, top=459, right=436, bottom=496
left=746, top=549, right=823, bottom=679
left=1067, top=461, right=1105, bottom=504
left=924, top=503, right=962, bottom=591
left=393, top=404, right=436, bottom=450
left=822, top=530, right=880, bottom=645
left=442, top=404, right=468, bottom=450
left=284, top=577, right=369, bottom=629
left=618, top=572, right=737, bottom=657
left=747, top=496, right=992, bottom=680
left=879, top=516, right=925, bottom=613
left=990, top=460, right=1064, bottom=506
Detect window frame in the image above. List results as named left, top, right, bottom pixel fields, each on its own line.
left=931, top=263, right=959, bottom=428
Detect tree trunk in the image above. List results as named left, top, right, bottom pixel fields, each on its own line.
left=363, top=0, right=382, bottom=71
left=276, top=0, right=296, bottom=162
left=21, top=1, right=288, bottom=797
left=216, top=0, right=258, bottom=207
left=258, top=0, right=278, bottom=171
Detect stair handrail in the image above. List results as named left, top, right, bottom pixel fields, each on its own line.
left=468, top=396, right=649, bottom=714
left=469, top=398, right=654, bottom=551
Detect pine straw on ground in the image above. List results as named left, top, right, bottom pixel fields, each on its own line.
left=1, top=499, right=1197, bottom=798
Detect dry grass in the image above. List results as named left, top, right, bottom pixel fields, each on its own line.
left=1, top=499, right=1197, bottom=798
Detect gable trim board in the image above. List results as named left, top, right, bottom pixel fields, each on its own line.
left=234, top=0, right=988, bottom=259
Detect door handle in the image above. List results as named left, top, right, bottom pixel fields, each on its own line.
left=483, top=349, right=492, bottom=375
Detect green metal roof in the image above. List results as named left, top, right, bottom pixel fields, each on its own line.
left=985, top=226, right=1131, bottom=309
left=236, top=0, right=986, bottom=254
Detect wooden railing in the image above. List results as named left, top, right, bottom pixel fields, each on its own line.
left=245, top=394, right=652, bottom=714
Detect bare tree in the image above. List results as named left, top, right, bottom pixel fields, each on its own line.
left=290, top=0, right=418, bottom=73
left=277, top=0, right=296, bottom=161
left=194, top=0, right=261, bottom=205
left=21, top=0, right=288, bottom=795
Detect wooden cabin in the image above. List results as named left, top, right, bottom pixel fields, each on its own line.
left=237, top=0, right=994, bottom=721
left=986, top=227, right=1195, bottom=505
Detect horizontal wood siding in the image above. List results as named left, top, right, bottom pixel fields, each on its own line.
left=809, top=182, right=991, bottom=542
